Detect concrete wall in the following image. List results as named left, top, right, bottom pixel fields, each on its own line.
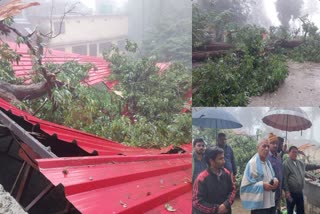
left=47, top=15, right=128, bottom=56
left=50, top=15, right=128, bottom=46
left=304, top=179, right=320, bottom=214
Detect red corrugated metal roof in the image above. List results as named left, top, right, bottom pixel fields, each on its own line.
left=0, top=98, right=189, bottom=155
left=5, top=41, right=111, bottom=86
left=6, top=41, right=192, bottom=116
left=2, top=42, right=192, bottom=213
left=36, top=154, right=192, bottom=214
left=1, top=95, right=192, bottom=214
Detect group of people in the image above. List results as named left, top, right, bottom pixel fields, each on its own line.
left=192, top=133, right=320, bottom=214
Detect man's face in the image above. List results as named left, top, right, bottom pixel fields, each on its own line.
left=269, top=140, right=278, bottom=154
left=210, top=153, right=225, bottom=169
left=289, top=148, right=298, bottom=160
left=258, top=140, right=270, bottom=161
left=194, top=142, right=205, bottom=155
left=218, top=136, right=227, bottom=147
left=277, top=141, right=284, bottom=153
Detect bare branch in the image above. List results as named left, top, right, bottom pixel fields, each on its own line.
left=42, top=2, right=80, bottom=39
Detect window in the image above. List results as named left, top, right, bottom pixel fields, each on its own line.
left=99, top=42, right=112, bottom=54
left=89, top=44, right=97, bottom=56
left=72, top=45, right=87, bottom=55
left=53, top=48, right=65, bottom=52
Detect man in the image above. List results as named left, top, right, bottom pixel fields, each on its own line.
left=217, top=133, right=237, bottom=179
left=277, top=137, right=287, bottom=160
left=192, top=138, right=207, bottom=183
left=267, top=133, right=283, bottom=214
left=240, top=138, right=279, bottom=214
left=283, top=146, right=320, bottom=214
left=193, top=146, right=236, bottom=214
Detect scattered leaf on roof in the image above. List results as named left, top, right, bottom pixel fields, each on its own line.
left=120, top=200, right=127, bottom=208
left=62, top=169, right=68, bottom=175
left=184, top=177, right=192, bottom=183
left=89, top=176, right=93, bottom=181
left=165, top=203, right=176, bottom=212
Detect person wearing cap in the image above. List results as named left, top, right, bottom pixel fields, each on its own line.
left=192, top=138, right=207, bottom=183
left=240, top=137, right=279, bottom=214
left=217, top=133, right=237, bottom=180
left=267, top=133, right=283, bottom=214
left=283, top=146, right=320, bottom=214
left=192, top=146, right=236, bottom=214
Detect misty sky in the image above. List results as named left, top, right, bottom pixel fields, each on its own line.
left=263, top=0, right=320, bottom=28
left=79, top=0, right=128, bottom=10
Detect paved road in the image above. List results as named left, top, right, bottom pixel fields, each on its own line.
left=249, top=61, right=320, bottom=106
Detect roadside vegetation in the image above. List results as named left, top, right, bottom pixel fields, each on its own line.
left=192, top=1, right=320, bottom=106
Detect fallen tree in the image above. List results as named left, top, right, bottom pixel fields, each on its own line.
left=192, top=39, right=304, bottom=62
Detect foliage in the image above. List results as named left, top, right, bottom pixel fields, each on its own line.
left=0, top=43, right=22, bottom=84
left=192, top=3, right=244, bottom=49
left=288, top=18, right=320, bottom=62
left=0, top=35, right=191, bottom=148
left=193, top=25, right=288, bottom=106
left=192, top=0, right=252, bottom=49
left=193, top=128, right=257, bottom=196
left=268, top=17, right=320, bottom=63
left=140, top=1, right=191, bottom=66
left=105, top=41, right=191, bottom=125
left=192, top=5, right=209, bottom=49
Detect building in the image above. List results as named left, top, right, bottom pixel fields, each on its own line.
left=47, top=15, right=128, bottom=56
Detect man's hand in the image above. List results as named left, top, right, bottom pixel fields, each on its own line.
left=218, top=204, right=228, bottom=214
left=285, top=191, right=291, bottom=200
left=272, top=178, right=279, bottom=190
left=263, top=182, right=273, bottom=191
left=264, top=178, right=279, bottom=191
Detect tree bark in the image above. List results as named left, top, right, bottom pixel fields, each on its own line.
left=192, top=50, right=229, bottom=61
left=277, top=39, right=304, bottom=49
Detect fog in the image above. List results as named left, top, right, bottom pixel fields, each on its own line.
left=9, top=0, right=191, bottom=66
left=250, top=0, right=320, bottom=30
left=193, top=107, right=320, bottom=145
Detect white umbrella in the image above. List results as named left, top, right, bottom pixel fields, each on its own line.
left=262, top=107, right=312, bottom=139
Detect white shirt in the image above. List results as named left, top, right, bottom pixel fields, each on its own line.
left=261, top=161, right=275, bottom=209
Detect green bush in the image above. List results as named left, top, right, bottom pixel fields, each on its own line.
left=193, top=25, right=288, bottom=106
left=193, top=52, right=288, bottom=106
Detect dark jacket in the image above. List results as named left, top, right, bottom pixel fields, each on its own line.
left=219, top=144, right=237, bottom=175
left=192, top=168, right=236, bottom=214
left=283, top=158, right=319, bottom=193
left=192, top=152, right=207, bottom=183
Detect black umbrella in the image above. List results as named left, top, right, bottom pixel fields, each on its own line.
left=192, top=108, right=243, bottom=138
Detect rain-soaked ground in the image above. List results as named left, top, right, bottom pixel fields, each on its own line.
left=232, top=198, right=249, bottom=214
left=249, top=61, right=320, bottom=106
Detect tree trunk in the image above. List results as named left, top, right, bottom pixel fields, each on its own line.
left=192, top=50, right=229, bottom=61
left=277, top=39, right=304, bottom=49
left=0, top=80, right=49, bottom=102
